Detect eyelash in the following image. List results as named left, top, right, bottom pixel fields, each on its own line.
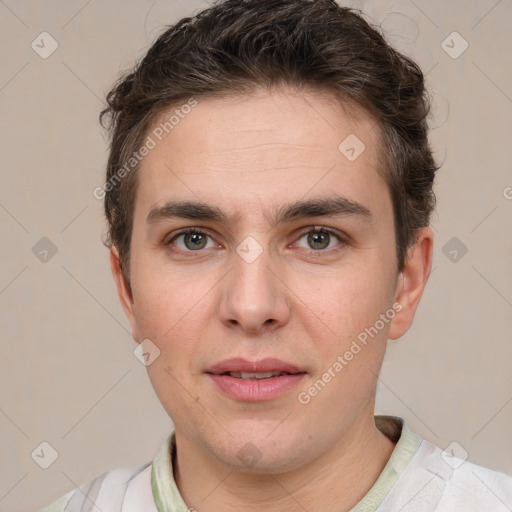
left=164, top=226, right=348, bottom=257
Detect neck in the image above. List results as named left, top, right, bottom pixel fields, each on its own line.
left=173, top=415, right=396, bottom=512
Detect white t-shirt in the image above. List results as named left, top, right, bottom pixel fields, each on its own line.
left=39, top=416, right=512, bottom=511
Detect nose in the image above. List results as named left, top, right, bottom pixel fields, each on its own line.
left=217, top=241, right=291, bottom=333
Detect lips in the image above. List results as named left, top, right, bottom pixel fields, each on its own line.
left=226, top=370, right=290, bottom=379
left=205, top=357, right=305, bottom=376
left=205, top=357, right=307, bottom=401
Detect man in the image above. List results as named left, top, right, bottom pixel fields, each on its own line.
left=42, top=0, right=512, bottom=510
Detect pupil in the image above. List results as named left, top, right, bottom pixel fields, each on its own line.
left=185, top=233, right=206, bottom=250
left=308, top=231, right=329, bottom=250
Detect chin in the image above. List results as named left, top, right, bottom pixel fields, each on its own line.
left=205, top=426, right=310, bottom=474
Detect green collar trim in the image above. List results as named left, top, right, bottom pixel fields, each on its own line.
left=151, top=430, right=189, bottom=512
left=351, top=415, right=422, bottom=511
left=151, top=416, right=422, bottom=512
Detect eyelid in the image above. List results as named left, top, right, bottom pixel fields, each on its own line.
left=164, top=225, right=348, bottom=255
left=165, top=227, right=219, bottom=250
left=291, top=225, right=348, bottom=251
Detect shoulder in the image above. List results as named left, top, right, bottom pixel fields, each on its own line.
left=39, top=462, right=156, bottom=512
left=376, top=429, right=512, bottom=512
left=414, top=439, right=512, bottom=511
left=436, top=444, right=512, bottom=511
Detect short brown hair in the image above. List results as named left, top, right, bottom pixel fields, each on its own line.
left=100, top=0, right=438, bottom=283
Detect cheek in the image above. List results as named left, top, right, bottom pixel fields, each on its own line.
left=129, top=263, right=224, bottom=398
left=130, top=252, right=212, bottom=336
left=300, top=259, right=395, bottom=340
left=132, top=271, right=204, bottom=401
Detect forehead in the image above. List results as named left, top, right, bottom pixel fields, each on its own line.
left=135, top=88, right=388, bottom=220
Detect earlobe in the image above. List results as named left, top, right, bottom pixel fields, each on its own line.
left=388, top=227, right=434, bottom=340
left=110, top=246, right=140, bottom=342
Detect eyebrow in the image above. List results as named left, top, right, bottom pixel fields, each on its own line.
left=146, top=196, right=372, bottom=227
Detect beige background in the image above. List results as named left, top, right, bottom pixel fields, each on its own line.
left=0, top=1, right=511, bottom=510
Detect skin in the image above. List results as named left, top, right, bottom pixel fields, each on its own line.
left=111, top=87, right=433, bottom=512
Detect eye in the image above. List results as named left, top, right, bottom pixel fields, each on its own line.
left=165, top=226, right=346, bottom=255
left=167, top=228, right=217, bottom=252
left=294, top=227, right=345, bottom=251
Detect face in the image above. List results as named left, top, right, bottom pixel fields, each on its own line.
left=111, top=87, right=432, bottom=472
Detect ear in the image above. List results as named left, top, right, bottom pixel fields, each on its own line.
left=110, top=246, right=141, bottom=342
left=388, top=227, right=434, bottom=340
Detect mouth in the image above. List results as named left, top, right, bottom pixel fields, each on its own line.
left=205, top=356, right=306, bottom=375
left=217, top=370, right=304, bottom=380
left=205, top=358, right=307, bottom=401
